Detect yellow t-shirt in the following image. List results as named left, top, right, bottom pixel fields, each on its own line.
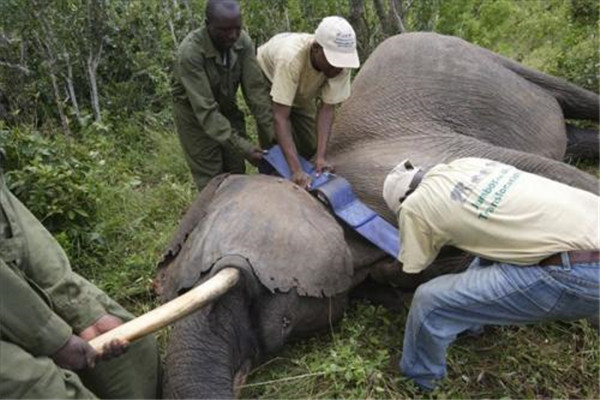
left=257, top=33, right=351, bottom=110
left=398, top=157, right=600, bottom=273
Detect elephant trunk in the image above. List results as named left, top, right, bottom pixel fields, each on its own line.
left=163, top=283, right=259, bottom=399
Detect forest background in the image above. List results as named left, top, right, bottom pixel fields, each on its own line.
left=1, top=0, right=598, bottom=398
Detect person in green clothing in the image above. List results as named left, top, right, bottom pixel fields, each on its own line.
left=0, top=149, right=161, bottom=399
left=172, top=0, right=274, bottom=191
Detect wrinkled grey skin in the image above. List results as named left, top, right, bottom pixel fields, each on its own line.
left=157, top=33, right=599, bottom=398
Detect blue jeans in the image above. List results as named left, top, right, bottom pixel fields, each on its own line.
left=400, top=255, right=600, bottom=389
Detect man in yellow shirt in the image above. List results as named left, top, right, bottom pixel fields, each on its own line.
left=380, top=157, right=599, bottom=390
left=257, top=16, right=360, bottom=189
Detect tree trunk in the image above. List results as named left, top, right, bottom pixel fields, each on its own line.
left=167, top=0, right=179, bottom=50
left=49, top=68, right=71, bottom=135
left=87, top=52, right=101, bottom=122
left=373, top=0, right=407, bottom=36
left=64, top=53, right=81, bottom=124
left=389, top=0, right=406, bottom=33
left=348, top=0, right=369, bottom=63
left=31, top=3, right=72, bottom=133
left=32, top=29, right=71, bottom=135
left=373, top=0, right=389, bottom=35
left=86, top=0, right=105, bottom=123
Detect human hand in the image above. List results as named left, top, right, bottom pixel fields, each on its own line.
left=315, top=157, right=334, bottom=176
left=98, top=338, right=130, bottom=361
left=244, top=147, right=266, bottom=167
left=80, top=314, right=129, bottom=361
left=292, top=170, right=312, bottom=189
left=79, top=314, right=124, bottom=341
left=51, top=335, right=97, bottom=370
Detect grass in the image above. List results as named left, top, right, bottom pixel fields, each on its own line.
left=241, top=302, right=599, bottom=399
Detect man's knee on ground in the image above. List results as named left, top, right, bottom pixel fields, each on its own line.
left=410, top=281, right=444, bottom=315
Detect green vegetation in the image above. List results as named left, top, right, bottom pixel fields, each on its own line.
left=1, top=0, right=598, bottom=398
left=242, top=304, right=599, bottom=398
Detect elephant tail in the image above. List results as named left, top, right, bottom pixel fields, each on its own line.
left=163, top=280, right=259, bottom=399
left=484, top=48, right=599, bottom=121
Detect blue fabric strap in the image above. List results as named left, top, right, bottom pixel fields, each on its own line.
left=260, top=145, right=400, bottom=258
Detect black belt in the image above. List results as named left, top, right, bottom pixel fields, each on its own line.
left=539, top=251, right=600, bottom=267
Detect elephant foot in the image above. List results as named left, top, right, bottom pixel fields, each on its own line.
left=351, top=277, right=411, bottom=312
left=565, top=124, right=599, bottom=161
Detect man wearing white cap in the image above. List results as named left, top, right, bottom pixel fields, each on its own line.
left=379, top=157, right=599, bottom=390
left=257, top=16, right=360, bottom=189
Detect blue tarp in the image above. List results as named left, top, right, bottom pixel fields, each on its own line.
left=260, top=146, right=401, bottom=258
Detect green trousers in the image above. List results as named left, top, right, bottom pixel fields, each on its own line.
left=0, top=166, right=161, bottom=399
left=288, top=105, right=317, bottom=161
left=174, top=98, right=316, bottom=192
left=173, top=101, right=248, bottom=191
left=264, top=74, right=318, bottom=161
left=0, top=322, right=160, bottom=399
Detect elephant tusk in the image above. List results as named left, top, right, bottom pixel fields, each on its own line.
left=89, top=267, right=241, bottom=354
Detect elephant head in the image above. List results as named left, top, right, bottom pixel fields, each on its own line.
left=156, top=32, right=599, bottom=398
left=155, top=173, right=387, bottom=398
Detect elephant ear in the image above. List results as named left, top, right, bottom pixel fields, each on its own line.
left=154, top=173, right=229, bottom=297
left=158, top=174, right=354, bottom=300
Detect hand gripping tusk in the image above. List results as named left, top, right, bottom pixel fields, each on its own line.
left=89, top=267, right=240, bottom=353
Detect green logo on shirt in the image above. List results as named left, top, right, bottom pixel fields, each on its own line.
left=474, top=171, right=521, bottom=220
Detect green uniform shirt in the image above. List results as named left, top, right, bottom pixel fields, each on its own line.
left=172, top=27, right=274, bottom=155
left=0, top=175, right=107, bottom=357
left=0, top=153, right=160, bottom=399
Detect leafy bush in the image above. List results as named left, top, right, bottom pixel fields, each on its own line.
left=0, top=118, right=193, bottom=293
left=1, top=127, right=99, bottom=235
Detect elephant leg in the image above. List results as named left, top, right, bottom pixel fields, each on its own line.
left=351, top=277, right=410, bottom=312
left=363, top=247, right=473, bottom=294
left=483, top=48, right=599, bottom=121
left=441, top=134, right=599, bottom=194
left=565, top=124, right=599, bottom=161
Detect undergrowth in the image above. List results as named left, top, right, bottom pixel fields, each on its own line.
left=242, top=302, right=599, bottom=399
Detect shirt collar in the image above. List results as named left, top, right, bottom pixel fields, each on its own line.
left=199, top=27, right=245, bottom=61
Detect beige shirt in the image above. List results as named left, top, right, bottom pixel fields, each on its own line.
left=257, top=33, right=351, bottom=109
left=398, top=157, right=600, bottom=274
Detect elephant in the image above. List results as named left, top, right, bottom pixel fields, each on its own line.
left=154, top=32, right=599, bottom=398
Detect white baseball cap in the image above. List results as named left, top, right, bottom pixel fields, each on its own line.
left=315, top=16, right=360, bottom=69
left=382, top=160, right=423, bottom=214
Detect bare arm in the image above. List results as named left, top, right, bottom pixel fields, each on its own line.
left=315, top=102, right=336, bottom=175
left=273, top=102, right=311, bottom=188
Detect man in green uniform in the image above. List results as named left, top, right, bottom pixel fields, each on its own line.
left=0, top=148, right=161, bottom=399
left=172, top=0, right=274, bottom=191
